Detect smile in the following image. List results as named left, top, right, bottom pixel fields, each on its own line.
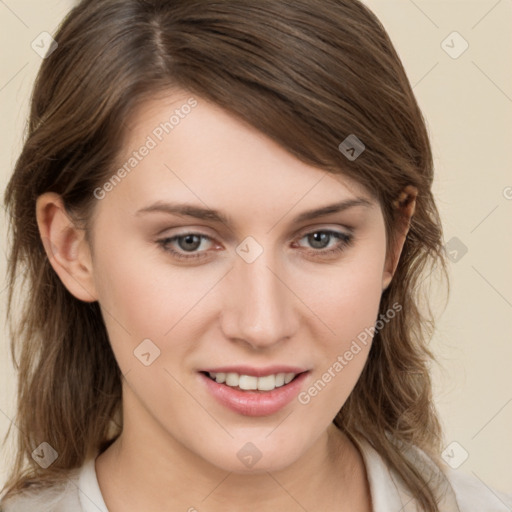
left=199, top=369, right=309, bottom=417
left=206, top=371, right=298, bottom=391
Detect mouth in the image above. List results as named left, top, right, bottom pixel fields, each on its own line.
left=200, top=370, right=303, bottom=392
left=198, top=368, right=310, bottom=417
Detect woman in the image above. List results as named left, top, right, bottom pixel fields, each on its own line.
left=1, top=1, right=511, bottom=511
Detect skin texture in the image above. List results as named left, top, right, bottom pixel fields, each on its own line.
left=36, top=91, right=416, bottom=512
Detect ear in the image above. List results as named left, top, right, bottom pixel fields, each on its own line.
left=36, top=192, right=98, bottom=302
left=382, top=185, right=418, bottom=291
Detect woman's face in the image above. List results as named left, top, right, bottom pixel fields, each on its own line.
left=84, top=90, right=396, bottom=473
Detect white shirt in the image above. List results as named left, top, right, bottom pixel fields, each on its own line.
left=2, top=438, right=511, bottom=511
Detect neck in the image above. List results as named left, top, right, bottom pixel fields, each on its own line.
left=95, top=397, right=370, bottom=512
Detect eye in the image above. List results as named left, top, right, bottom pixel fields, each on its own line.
left=157, top=233, right=216, bottom=262
left=294, top=229, right=354, bottom=258
left=157, top=228, right=354, bottom=262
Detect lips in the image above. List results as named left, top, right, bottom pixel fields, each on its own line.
left=198, top=365, right=310, bottom=416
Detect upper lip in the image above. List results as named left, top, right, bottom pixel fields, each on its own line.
left=201, top=365, right=309, bottom=377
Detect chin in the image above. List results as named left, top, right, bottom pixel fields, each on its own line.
left=193, top=433, right=308, bottom=474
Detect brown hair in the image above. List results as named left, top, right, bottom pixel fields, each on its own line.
left=1, top=1, right=449, bottom=510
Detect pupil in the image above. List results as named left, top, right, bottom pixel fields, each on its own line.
left=309, top=232, right=328, bottom=249
left=180, top=234, right=201, bottom=251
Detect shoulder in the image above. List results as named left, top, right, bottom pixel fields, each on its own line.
left=393, top=437, right=512, bottom=511
left=355, top=435, right=512, bottom=512
left=402, top=441, right=512, bottom=512
left=443, top=468, right=512, bottom=512
left=0, top=468, right=82, bottom=512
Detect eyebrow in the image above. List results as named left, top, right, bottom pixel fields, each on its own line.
left=135, top=197, right=372, bottom=226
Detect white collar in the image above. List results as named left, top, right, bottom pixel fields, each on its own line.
left=352, top=436, right=461, bottom=511
left=78, top=457, right=109, bottom=512
left=77, top=438, right=462, bottom=512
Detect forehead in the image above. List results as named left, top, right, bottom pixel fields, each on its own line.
left=97, top=90, right=378, bottom=225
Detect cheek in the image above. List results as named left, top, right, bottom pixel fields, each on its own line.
left=91, top=226, right=226, bottom=376
left=297, top=234, right=387, bottom=349
left=294, top=291, right=382, bottom=422
left=90, top=225, right=185, bottom=367
left=292, top=236, right=386, bottom=406
left=312, top=264, right=383, bottom=339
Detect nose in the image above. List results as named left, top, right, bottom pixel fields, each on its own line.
left=219, top=247, right=298, bottom=350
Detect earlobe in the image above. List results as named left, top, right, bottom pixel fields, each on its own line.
left=382, top=185, right=418, bottom=291
left=36, top=192, right=98, bottom=302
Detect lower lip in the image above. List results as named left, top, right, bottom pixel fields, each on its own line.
left=200, top=372, right=309, bottom=417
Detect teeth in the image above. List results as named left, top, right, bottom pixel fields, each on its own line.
left=284, top=372, right=295, bottom=384
left=275, top=373, right=285, bottom=387
left=207, top=372, right=298, bottom=391
left=206, top=372, right=227, bottom=384
left=239, top=375, right=258, bottom=390
left=257, top=374, right=276, bottom=391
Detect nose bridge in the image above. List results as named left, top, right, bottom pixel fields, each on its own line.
left=221, top=242, right=296, bottom=348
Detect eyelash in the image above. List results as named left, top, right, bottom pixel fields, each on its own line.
left=156, top=229, right=354, bottom=262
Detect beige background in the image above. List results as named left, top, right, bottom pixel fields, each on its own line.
left=1, top=0, right=511, bottom=496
